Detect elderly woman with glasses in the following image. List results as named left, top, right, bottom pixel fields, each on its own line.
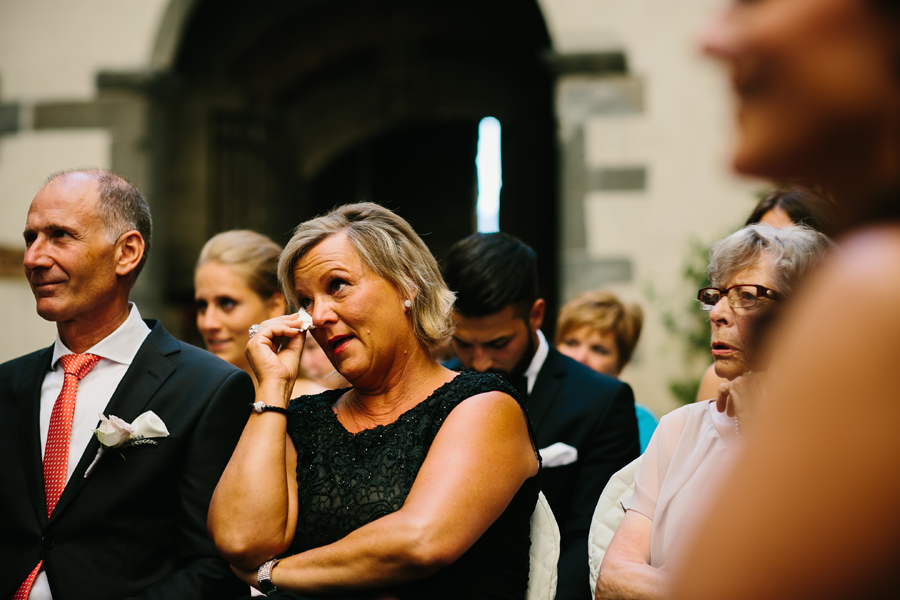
left=594, top=223, right=828, bottom=600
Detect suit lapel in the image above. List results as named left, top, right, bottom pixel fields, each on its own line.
left=17, top=347, right=54, bottom=524
left=51, top=322, right=178, bottom=520
left=527, top=348, right=566, bottom=433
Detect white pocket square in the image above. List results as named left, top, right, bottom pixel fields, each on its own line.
left=539, top=442, right=578, bottom=468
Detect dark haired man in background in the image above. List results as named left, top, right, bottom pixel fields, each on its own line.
left=443, top=232, right=640, bottom=600
left=0, top=170, right=253, bottom=600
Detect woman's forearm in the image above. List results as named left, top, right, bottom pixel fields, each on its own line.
left=267, top=509, right=461, bottom=594
left=208, top=381, right=297, bottom=569
left=595, top=510, right=667, bottom=600
left=596, top=558, right=668, bottom=600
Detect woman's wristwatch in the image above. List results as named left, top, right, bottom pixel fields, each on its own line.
left=257, top=558, right=281, bottom=595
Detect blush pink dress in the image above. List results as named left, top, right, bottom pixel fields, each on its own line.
left=624, top=399, right=740, bottom=571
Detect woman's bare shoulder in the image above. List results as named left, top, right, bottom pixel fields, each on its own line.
left=439, top=388, right=532, bottom=446
left=454, top=388, right=522, bottom=418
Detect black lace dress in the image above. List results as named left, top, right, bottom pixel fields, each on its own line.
left=282, top=370, right=541, bottom=600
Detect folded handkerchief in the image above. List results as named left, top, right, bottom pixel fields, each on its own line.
left=539, top=442, right=578, bottom=467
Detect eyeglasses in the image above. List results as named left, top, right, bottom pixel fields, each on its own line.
left=697, top=285, right=782, bottom=311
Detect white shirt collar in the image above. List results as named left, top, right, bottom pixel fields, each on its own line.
left=51, top=303, right=151, bottom=367
left=523, top=330, right=549, bottom=395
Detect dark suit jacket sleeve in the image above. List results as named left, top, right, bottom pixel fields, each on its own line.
left=0, top=326, right=256, bottom=600
left=128, top=366, right=253, bottom=600
left=556, top=380, right=640, bottom=600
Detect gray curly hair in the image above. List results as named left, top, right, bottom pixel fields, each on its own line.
left=707, top=223, right=831, bottom=296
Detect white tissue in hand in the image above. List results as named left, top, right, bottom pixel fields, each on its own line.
left=297, top=307, right=314, bottom=332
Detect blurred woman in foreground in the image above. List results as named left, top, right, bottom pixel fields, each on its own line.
left=194, top=230, right=325, bottom=397
left=208, top=203, right=539, bottom=599
left=672, top=1, right=900, bottom=599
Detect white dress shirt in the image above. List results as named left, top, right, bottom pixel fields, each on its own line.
left=525, top=331, right=580, bottom=468
left=523, top=329, right=549, bottom=395
left=31, top=303, right=150, bottom=600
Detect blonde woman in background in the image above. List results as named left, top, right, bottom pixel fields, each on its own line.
left=195, top=230, right=325, bottom=397
left=555, top=290, right=657, bottom=451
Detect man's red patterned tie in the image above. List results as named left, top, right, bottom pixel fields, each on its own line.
left=14, top=353, right=101, bottom=600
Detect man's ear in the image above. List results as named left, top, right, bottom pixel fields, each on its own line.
left=115, top=231, right=144, bottom=278
left=528, top=298, right=546, bottom=333
left=267, top=292, right=287, bottom=319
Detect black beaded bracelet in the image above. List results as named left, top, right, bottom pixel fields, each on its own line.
left=250, top=401, right=289, bottom=415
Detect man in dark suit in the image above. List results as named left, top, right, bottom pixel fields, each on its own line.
left=443, top=232, right=640, bottom=600
left=0, top=170, right=254, bottom=600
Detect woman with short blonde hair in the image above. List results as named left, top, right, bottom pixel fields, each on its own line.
left=555, top=290, right=644, bottom=378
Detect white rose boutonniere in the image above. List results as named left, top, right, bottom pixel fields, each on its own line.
left=84, top=411, right=170, bottom=478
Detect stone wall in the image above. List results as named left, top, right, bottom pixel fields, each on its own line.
left=0, top=0, right=763, bottom=415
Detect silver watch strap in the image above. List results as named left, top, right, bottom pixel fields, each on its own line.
left=257, top=558, right=280, bottom=595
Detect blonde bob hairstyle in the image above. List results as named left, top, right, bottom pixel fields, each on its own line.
left=555, top=290, right=644, bottom=372
left=277, top=202, right=456, bottom=351
left=196, top=230, right=283, bottom=300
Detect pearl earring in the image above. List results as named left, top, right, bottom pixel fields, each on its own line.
left=404, top=300, right=412, bottom=308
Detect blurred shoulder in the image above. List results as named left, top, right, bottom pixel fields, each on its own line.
left=791, top=224, right=900, bottom=328
left=831, top=225, right=900, bottom=292
left=764, top=225, right=900, bottom=420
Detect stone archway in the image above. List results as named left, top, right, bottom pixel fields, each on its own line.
left=153, top=0, right=558, bottom=339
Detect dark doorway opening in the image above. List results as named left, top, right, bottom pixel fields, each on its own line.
left=162, top=0, right=558, bottom=339
left=309, top=120, right=479, bottom=262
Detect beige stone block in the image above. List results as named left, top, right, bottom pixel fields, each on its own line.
left=583, top=116, right=652, bottom=167
left=0, top=129, right=110, bottom=246
left=0, top=279, right=57, bottom=361
left=0, top=0, right=168, bottom=100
